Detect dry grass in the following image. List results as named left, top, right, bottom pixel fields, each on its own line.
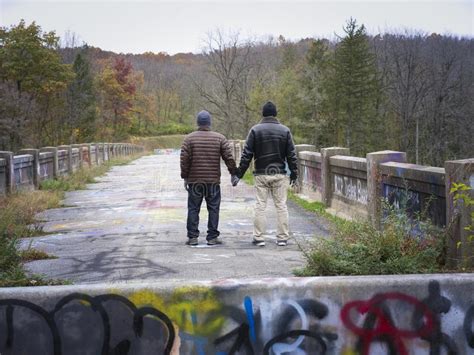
left=19, top=248, right=56, bottom=262
left=129, top=134, right=185, bottom=150
left=0, top=190, right=62, bottom=239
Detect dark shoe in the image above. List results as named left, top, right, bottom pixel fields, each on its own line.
left=252, top=239, right=265, bottom=247
left=186, top=238, right=198, bottom=246
left=207, top=238, right=223, bottom=246
left=276, top=240, right=288, bottom=246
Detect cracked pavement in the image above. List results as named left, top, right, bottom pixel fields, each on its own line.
left=23, top=151, right=330, bottom=284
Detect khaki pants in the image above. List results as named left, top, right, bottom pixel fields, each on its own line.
left=253, top=174, right=290, bottom=241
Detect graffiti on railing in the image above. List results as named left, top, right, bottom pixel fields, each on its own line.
left=302, top=165, right=321, bottom=191
left=333, top=174, right=368, bottom=205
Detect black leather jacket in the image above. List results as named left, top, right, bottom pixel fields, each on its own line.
left=237, top=116, right=298, bottom=178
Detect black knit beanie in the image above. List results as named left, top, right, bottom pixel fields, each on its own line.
left=262, top=101, right=277, bottom=117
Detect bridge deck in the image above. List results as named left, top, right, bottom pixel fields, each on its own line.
left=24, top=152, right=330, bottom=284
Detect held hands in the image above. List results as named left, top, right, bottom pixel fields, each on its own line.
left=290, top=172, right=297, bottom=188
left=231, top=175, right=240, bottom=187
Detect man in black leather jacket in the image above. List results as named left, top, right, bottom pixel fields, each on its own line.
left=235, top=101, right=298, bottom=247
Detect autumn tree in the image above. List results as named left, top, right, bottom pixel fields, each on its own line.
left=0, top=20, right=74, bottom=149
left=97, top=57, right=137, bottom=139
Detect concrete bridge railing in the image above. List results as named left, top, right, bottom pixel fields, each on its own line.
left=1, top=274, right=474, bottom=354
left=0, top=142, right=145, bottom=195
left=228, top=141, right=473, bottom=268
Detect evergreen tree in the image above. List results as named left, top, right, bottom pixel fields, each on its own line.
left=331, top=18, right=381, bottom=155
left=66, top=51, right=97, bottom=143
left=300, top=39, right=335, bottom=147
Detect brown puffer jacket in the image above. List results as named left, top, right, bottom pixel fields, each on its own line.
left=180, top=127, right=237, bottom=184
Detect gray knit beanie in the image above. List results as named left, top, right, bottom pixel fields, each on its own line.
left=197, top=110, right=211, bottom=127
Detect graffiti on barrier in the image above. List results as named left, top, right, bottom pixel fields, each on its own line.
left=333, top=174, right=368, bottom=205
left=383, top=184, right=421, bottom=212
left=383, top=184, right=447, bottom=226
left=302, top=165, right=321, bottom=191
left=0, top=293, right=175, bottom=354
left=0, top=281, right=473, bottom=354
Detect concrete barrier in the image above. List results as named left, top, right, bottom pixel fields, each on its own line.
left=71, top=147, right=81, bottom=172
left=40, top=147, right=59, bottom=179
left=39, top=151, right=55, bottom=181
left=0, top=151, right=14, bottom=194
left=0, top=143, right=144, bottom=196
left=97, top=143, right=104, bottom=165
left=58, top=145, right=73, bottom=174
left=296, top=148, right=473, bottom=263
left=229, top=140, right=242, bottom=166
left=90, top=144, right=97, bottom=166
left=445, top=158, right=474, bottom=268
left=12, top=154, right=35, bottom=191
left=104, top=143, right=110, bottom=161
left=57, top=149, right=69, bottom=176
left=236, top=140, right=241, bottom=165
left=81, top=144, right=90, bottom=167
left=329, top=155, right=368, bottom=219
left=297, top=148, right=457, bottom=225
left=0, top=158, right=7, bottom=196
left=381, top=162, right=446, bottom=227
left=299, top=151, right=322, bottom=201
left=295, top=144, right=316, bottom=193
left=0, top=274, right=473, bottom=354
left=18, top=149, right=40, bottom=189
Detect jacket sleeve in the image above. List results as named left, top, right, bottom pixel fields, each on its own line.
left=220, top=137, right=237, bottom=175
left=180, top=137, right=191, bottom=179
left=237, top=130, right=255, bottom=179
left=286, top=131, right=298, bottom=178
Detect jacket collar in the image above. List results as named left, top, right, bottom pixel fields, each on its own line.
left=260, top=116, right=280, bottom=124
left=198, top=126, right=211, bottom=131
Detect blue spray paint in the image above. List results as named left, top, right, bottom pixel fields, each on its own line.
left=176, top=310, right=206, bottom=355
left=244, top=296, right=257, bottom=343
left=180, top=332, right=207, bottom=355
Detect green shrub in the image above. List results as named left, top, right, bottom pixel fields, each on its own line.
left=0, top=233, right=20, bottom=273
left=154, top=123, right=194, bottom=135
left=241, top=170, right=254, bottom=185
left=298, top=205, right=446, bottom=276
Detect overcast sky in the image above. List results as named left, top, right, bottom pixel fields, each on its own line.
left=1, top=0, right=472, bottom=54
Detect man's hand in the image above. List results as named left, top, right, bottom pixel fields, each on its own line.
left=183, top=179, right=189, bottom=191
left=290, top=173, right=297, bottom=188
left=231, top=175, right=240, bottom=187
left=234, top=167, right=242, bottom=179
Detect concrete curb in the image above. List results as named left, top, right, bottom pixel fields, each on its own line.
left=1, top=274, right=473, bottom=354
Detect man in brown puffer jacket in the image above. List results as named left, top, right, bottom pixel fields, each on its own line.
left=180, top=110, right=237, bottom=246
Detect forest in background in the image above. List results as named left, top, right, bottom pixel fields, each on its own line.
left=0, top=19, right=472, bottom=166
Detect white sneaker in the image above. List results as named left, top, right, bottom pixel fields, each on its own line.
left=252, top=239, right=265, bottom=247
left=277, top=240, right=288, bottom=246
